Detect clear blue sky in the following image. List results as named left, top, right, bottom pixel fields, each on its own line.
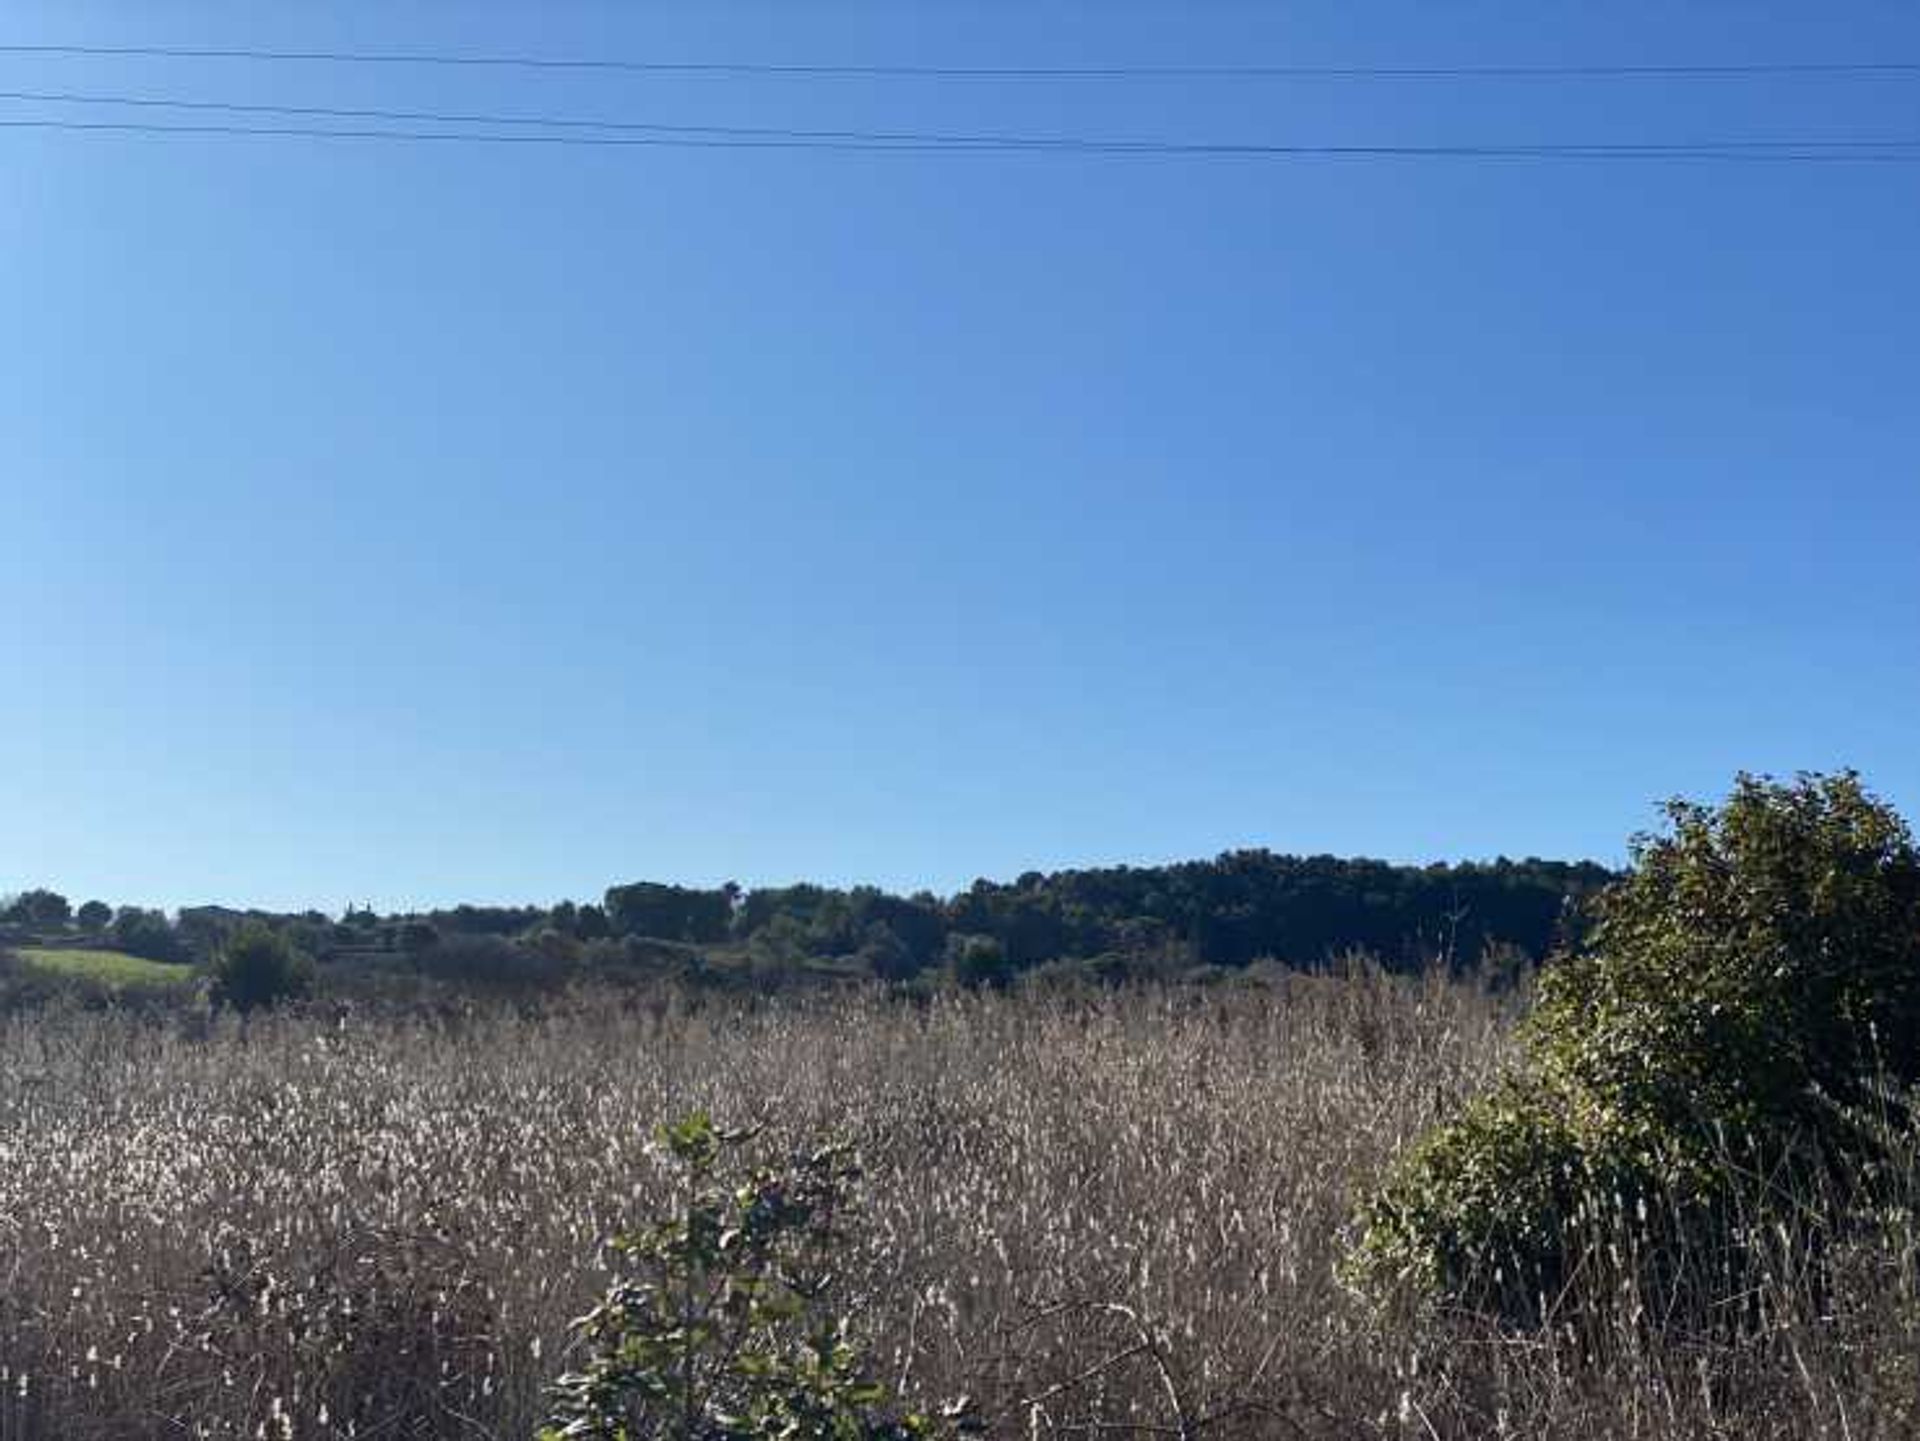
left=6, top=2, right=1918, bottom=914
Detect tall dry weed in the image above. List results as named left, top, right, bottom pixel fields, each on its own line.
left=0, top=971, right=1912, bottom=1438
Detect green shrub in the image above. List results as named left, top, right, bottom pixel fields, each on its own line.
left=1351, top=771, right=1920, bottom=1323
left=207, top=923, right=313, bottom=1013
left=945, top=934, right=1012, bottom=990
left=541, top=1114, right=978, bottom=1441
left=111, top=906, right=184, bottom=962
left=1351, top=1079, right=1590, bottom=1316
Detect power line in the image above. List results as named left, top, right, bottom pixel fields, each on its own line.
left=3, top=41, right=1919, bottom=83
left=2, top=87, right=1917, bottom=160
left=0, top=86, right=1257, bottom=148
left=14, top=85, right=1919, bottom=155
left=0, top=117, right=983, bottom=152
left=4, top=113, right=1917, bottom=161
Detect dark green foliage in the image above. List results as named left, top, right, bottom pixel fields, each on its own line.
left=943, top=853, right=1611, bottom=973
left=1352, top=771, right=1920, bottom=1322
left=16, top=848, right=1609, bottom=995
left=111, top=906, right=183, bottom=962
left=396, top=920, right=439, bottom=954
left=1530, top=772, right=1920, bottom=1131
left=207, top=923, right=313, bottom=1013
left=541, top=1115, right=976, bottom=1441
left=945, top=934, right=1012, bottom=990
left=75, top=899, right=112, bottom=932
left=855, top=923, right=920, bottom=983
left=851, top=890, right=945, bottom=970
left=1347, top=1080, right=1620, bottom=1319
left=605, top=882, right=739, bottom=944
left=413, top=933, right=569, bottom=990
left=734, top=884, right=840, bottom=940
left=423, top=902, right=549, bottom=937
left=176, top=906, right=327, bottom=965
left=717, top=856, right=1603, bottom=982
left=4, top=888, right=71, bottom=928
left=176, top=905, right=246, bottom=962
left=280, top=915, right=336, bottom=960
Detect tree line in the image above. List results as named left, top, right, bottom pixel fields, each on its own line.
left=2, top=850, right=1613, bottom=988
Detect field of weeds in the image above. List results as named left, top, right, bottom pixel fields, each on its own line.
left=2, top=972, right=1916, bottom=1440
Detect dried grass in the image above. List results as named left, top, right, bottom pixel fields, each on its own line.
left=0, top=969, right=1913, bottom=1438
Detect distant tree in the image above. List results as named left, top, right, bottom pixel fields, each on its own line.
left=111, top=907, right=182, bottom=963
left=850, top=888, right=946, bottom=969
left=283, top=916, right=335, bottom=959
left=429, top=903, right=544, bottom=937
left=745, top=913, right=811, bottom=971
left=207, top=923, right=312, bottom=1013
left=4, top=889, right=71, bottom=928
left=604, top=881, right=736, bottom=943
left=397, top=920, right=440, bottom=955
left=574, top=903, right=610, bottom=942
left=417, top=933, right=565, bottom=990
left=944, top=851, right=1612, bottom=975
left=946, top=933, right=1012, bottom=990
left=734, top=884, right=866, bottom=956
left=856, top=922, right=919, bottom=982
left=75, top=900, right=112, bottom=932
left=527, top=925, right=582, bottom=965
left=175, top=906, right=243, bottom=963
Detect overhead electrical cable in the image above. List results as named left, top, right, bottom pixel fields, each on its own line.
left=2, top=42, right=1919, bottom=83
left=3, top=113, right=1916, bottom=161
left=12, top=85, right=1920, bottom=154
left=0, top=84, right=1282, bottom=147
left=0, top=87, right=1916, bottom=160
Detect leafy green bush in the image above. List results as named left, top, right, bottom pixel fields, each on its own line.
left=207, top=923, right=313, bottom=1013
left=1351, top=771, right=1920, bottom=1322
left=944, top=934, right=1012, bottom=990
left=1350, top=1079, right=1592, bottom=1316
left=541, top=1114, right=978, bottom=1441
left=111, top=906, right=184, bottom=962
left=412, top=932, right=574, bottom=992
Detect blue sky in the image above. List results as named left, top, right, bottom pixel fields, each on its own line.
left=5, top=2, right=1918, bottom=913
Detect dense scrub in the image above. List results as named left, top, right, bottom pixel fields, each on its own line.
left=3, top=970, right=1917, bottom=1439
left=1354, top=772, right=1920, bottom=1330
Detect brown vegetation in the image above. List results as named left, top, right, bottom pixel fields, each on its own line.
left=1, top=971, right=1915, bottom=1438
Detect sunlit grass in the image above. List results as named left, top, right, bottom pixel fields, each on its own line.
left=0, top=974, right=1913, bottom=1439
left=15, top=946, right=194, bottom=988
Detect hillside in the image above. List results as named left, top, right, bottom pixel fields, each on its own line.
left=4, top=850, right=1615, bottom=991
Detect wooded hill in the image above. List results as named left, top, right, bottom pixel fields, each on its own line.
left=5, top=851, right=1616, bottom=988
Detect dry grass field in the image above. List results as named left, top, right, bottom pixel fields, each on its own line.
left=1, top=972, right=1915, bottom=1440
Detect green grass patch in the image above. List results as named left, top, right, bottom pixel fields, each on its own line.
left=17, top=947, right=195, bottom=989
